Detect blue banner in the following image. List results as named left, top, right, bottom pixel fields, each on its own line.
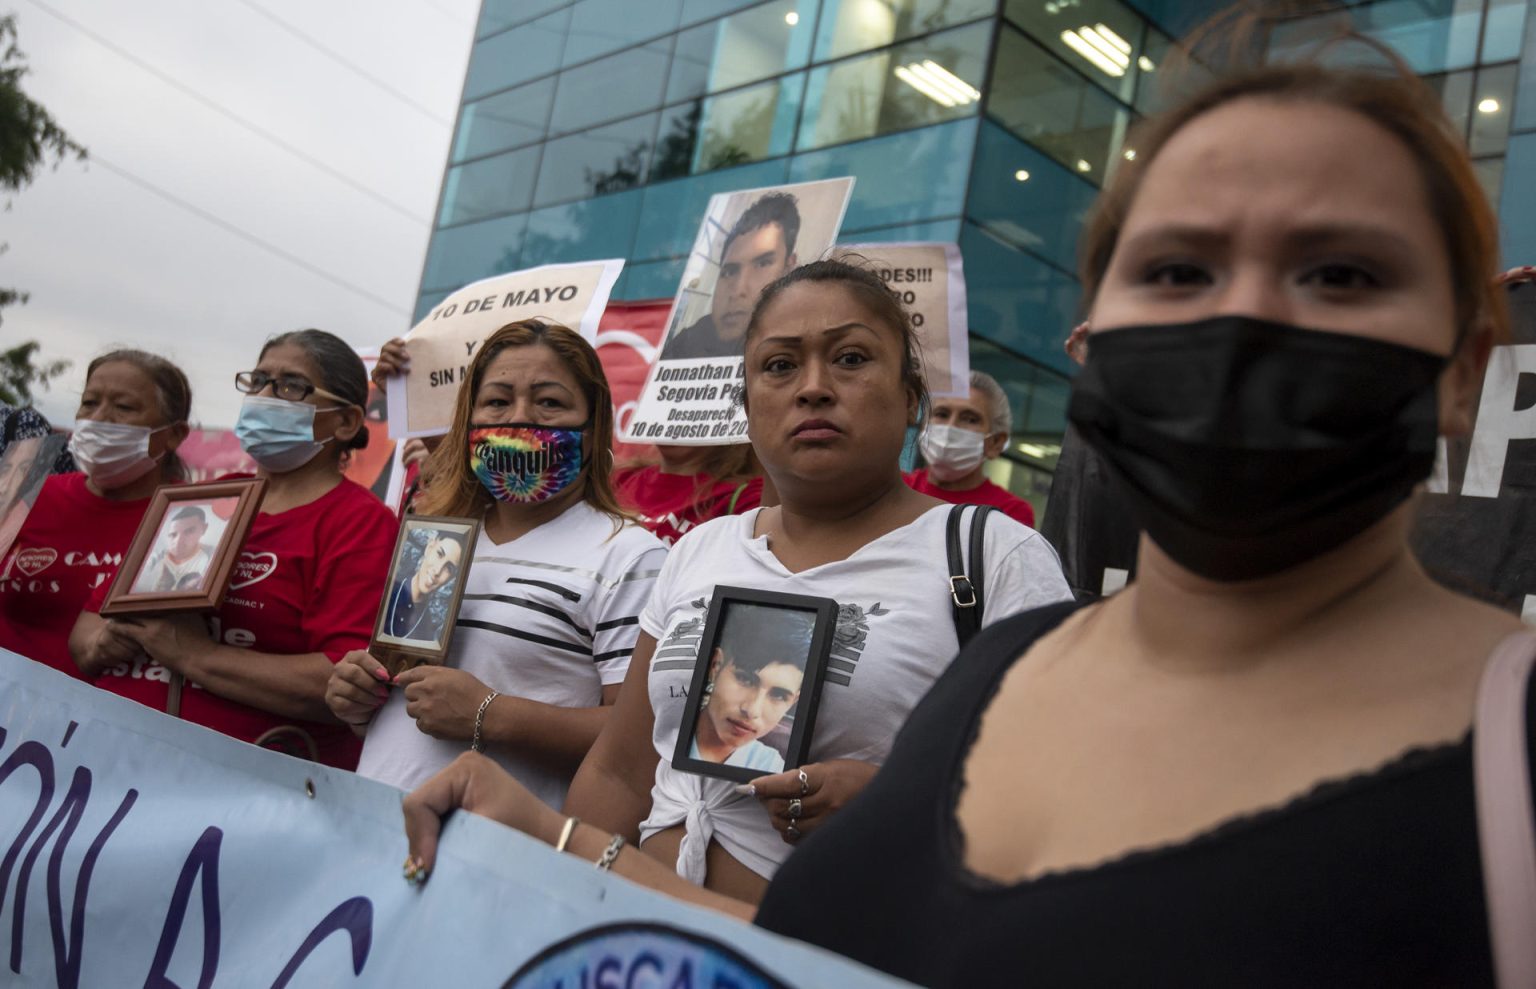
left=0, top=651, right=911, bottom=988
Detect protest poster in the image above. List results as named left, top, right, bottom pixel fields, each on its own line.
left=624, top=177, right=855, bottom=446
left=388, top=259, right=625, bottom=438
left=596, top=299, right=671, bottom=461
left=1412, top=277, right=1536, bottom=617
left=0, top=650, right=913, bottom=988
left=838, top=242, right=970, bottom=399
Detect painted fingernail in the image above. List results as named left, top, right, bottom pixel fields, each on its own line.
left=733, top=784, right=755, bottom=796
left=372, top=667, right=389, bottom=681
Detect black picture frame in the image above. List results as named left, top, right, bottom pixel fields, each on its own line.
left=670, top=585, right=837, bottom=785
left=369, top=514, right=480, bottom=676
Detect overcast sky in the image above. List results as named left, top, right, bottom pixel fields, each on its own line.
left=5, top=0, right=478, bottom=429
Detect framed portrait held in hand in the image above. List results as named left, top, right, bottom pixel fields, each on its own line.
left=671, top=585, right=837, bottom=785
left=369, top=514, right=479, bottom=676
left=99, top=478, right=266, bottom=617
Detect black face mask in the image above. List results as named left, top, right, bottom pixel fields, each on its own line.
left=1067, top=315, right=1447, bottom=581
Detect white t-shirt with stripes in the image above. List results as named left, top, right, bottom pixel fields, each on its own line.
left=358, top=502, right=667, bottom=807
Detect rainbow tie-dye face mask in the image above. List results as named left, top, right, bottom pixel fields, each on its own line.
left=468, top=422, right=587, bottom=504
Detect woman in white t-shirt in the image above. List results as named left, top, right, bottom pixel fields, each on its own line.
left=397, top=260, right=1072, bottom=902
left=325, top=319, right=667, bottom=809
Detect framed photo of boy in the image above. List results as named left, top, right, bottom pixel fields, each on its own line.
left=369, top=514, right=479, bottom=674
left=671, top=585, right=837, bottom=785
left=99, top=477, right=266, bottom=617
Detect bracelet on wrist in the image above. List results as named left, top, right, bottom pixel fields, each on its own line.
left=555, top=816, right=580, bottom=854
left=471, top=690, right=500, bottom=752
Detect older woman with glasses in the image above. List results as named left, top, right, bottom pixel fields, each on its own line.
left=75, top=329, right=397, bottom=769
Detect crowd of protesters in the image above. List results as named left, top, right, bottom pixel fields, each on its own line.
left=1, top=14, right=1534, bottom=986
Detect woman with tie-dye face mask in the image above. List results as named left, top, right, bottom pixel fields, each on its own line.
left=330, top=320, right=668, bottom=809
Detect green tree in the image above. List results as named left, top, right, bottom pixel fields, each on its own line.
left=1, top=13, right=85, bottom=399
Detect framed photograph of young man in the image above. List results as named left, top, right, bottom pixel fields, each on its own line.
left=671, top=586, right=837, bottom=785
left=100, top=478, right=266, bottom=616
left=369, top=514, right=479, bottom=674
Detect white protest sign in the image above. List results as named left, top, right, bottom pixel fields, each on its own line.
left=0, top=650, right=915, bottom=988
left=389, top=259, right=624, bottom=438
left=840, top=242, right=970, bottom=399
left=625, top=177, right=855, bottom=445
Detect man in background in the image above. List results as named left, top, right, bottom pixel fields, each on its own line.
left=906, top=370, right=1036, bottom=528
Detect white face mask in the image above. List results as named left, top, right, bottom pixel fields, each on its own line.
left=69, top=420, right=168, bottom=490
left=919, top=423, right=988, bottom=482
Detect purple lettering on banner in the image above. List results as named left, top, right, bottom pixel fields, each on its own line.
left=269, top=896, right=373, bottom=989
left=145, top=827, right=223, bottom=989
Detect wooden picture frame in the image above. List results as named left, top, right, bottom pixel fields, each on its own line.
left=369, top=514, right=480, bottom=676
left=99, top=477, right=267, bottom=617
left=670, top=585, right=837, bottom=785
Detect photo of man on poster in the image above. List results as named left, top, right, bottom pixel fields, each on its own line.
left=660, top=192, right=801, bottom=361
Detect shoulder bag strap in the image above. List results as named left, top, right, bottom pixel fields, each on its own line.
left=1474, top=629, right=1536, bottom=989
left=948, top=505, right=996, bottom=649
left=727, top=480, right=750, bottom=515
left=968, top=506, right=997, bottom=625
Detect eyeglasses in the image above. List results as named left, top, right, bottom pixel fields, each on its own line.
left=235, top=371, right=347, bottom=404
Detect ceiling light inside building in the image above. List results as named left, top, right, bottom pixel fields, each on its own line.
left=1017, top=442, right=1061, bottom=460
left=1077, top=159, right=1092, bottom=172
left=1061, top=24, right=1131, bottom=77
left=895, top=60, right=981, bottom=108
left=1122, top=148, right=1136, bottom=160
left=785, top=10, right=799, bottom=25
left=1478, top=97, right=1501, bottom=114
left=1138, top=55, right=1155, bottom=72
left=1015, top=169, right=1031, bottom=181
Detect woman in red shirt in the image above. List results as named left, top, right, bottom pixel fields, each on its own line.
left=613, top=444, right=764, bottom=546
left=73, top=329, right=397, bottom=769
left=0, top=349, right=191, bottom=678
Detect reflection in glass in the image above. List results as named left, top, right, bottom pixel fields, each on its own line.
left=668, top=0, right=817, bottom=104
left=1482, top=0, right=1528, bottom=63
left=696, top=75, right=805, bottom=171
left=637, top=158, right=792, bottom=258
left=465, top=8, right=572, bottom=100
left=439, top=145, right=542, bottom=226
left=967, top=121, right=1094, bottom=274
left=960, top=220, right=1081, bottom=375
left=563, top=0, right=682, bottom=66
left=814, top=0, right=996, bottom=62
left=798, top=21, right=991, bottom=151
left=551, top=41, right=671, bottom=135
left=1004, top=0, right=1146, bottom=103
left=521, top=189, right=643, bottom=268
left=478, top=0, right=570, bottom=39
left=534, top=114, right=659, bottom=207
left=453, top=78, right=556, bottom=163
left=1271, top=0, right=1484, bottom=75
left=790, top=117, right=974, bottom=228
left=987, top=26, right=1130, bottom=185
left=421, top=214, right=531, bottom=292
left=1470, top=63, right=1517, bottom=158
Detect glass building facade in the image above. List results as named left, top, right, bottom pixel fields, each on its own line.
left=420, top=0, right=1536, bottom=513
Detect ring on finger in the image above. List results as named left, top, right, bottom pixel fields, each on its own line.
left=788, top=797, right=802, bottom=820
left=797, top=769, right=810, bottom=796
left=785, top=823, right=801, bottom=842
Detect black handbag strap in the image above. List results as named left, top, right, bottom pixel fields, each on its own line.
left=946, top=504, right=997, bottom=648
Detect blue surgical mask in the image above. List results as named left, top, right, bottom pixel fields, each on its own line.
left=234, top=395, right=338, bottom=473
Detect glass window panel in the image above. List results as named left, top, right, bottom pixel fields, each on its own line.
left=814, top=0, right=997, bottom=62
left=415, top=289, right=452, bottom=323
left=479, top=0, right=571, bottom=39
left=562, top=0, right=681, bottom=66
left=960, top=220, right=1080, bottom=374
left=1003, top=0, right=1146, bottom=103
left=1483, top=0, right=1528, bottom=62
left=439, top=145, right=542, bottom=226
left=534, top=113, right=659, bottom=206
left=798, top=21, right=991, bottom=151
left=1132, top=25, right=1176, bottom=115
left=551, top=41, right=671, bottom=135
left=1424, top=69, right=1475, bottom=142
left=615, top=256, right=688, bottom=299
left=967, top=120, right=1094, bottom=274
left=681, top=0, right=764, bottom=27
left=667, top=1, right=818, bottom=103
left=453, top=78, right=556, bottom=163
left=693, top=74, right=805, bottom=172
left=421, top=214, right=530, bottom=292
left=465, top=8, right=572, bottom=100
left=636, top=158, right=793, bottom=259
left=1519, top=12, right=1536, bottom=133
left=521, top=189, right=643, bottom=267
left=1271, top=0, right=1484, bottom=75
left=790, top=117, right=975, bottom=228
left=1473, top=157, right=1505, bottom=211
left=987, top=26, right=1131, bottom=185
left=1471, top=63, right=1518, bottom=157
left=1501, top=135, right=1536, bottom=266
left=838, top=217, right=963, bottom=242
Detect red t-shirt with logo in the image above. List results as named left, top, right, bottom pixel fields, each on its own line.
left=0, top=472, right=153, bottom=678
left=613, top=465, right=763, bottom=546
left=90, top=476, right=397, bottom=769
left=904, top=468, right=1036, bottom=528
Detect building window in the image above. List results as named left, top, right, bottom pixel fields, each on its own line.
left=465, top=7, right=573, bottom=100
left=669, top=0, right=818, bottom=103
left=551, top=41, right=672, bottom=135
left=798, top=20, right=992, bottom=151
left=453, top=77, right=556, bottom=164
left=1003, top=0, right=1150, bottom=104
left=813, top=0, right=997, bottom=62
left=440, top=145, right=542, bottom=226
left=562, top=0, right=683, bottom=66
left=533, top=113, right=660, bottom=207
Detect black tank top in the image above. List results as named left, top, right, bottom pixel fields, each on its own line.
left=756, top=601, right=1536, bottom=987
